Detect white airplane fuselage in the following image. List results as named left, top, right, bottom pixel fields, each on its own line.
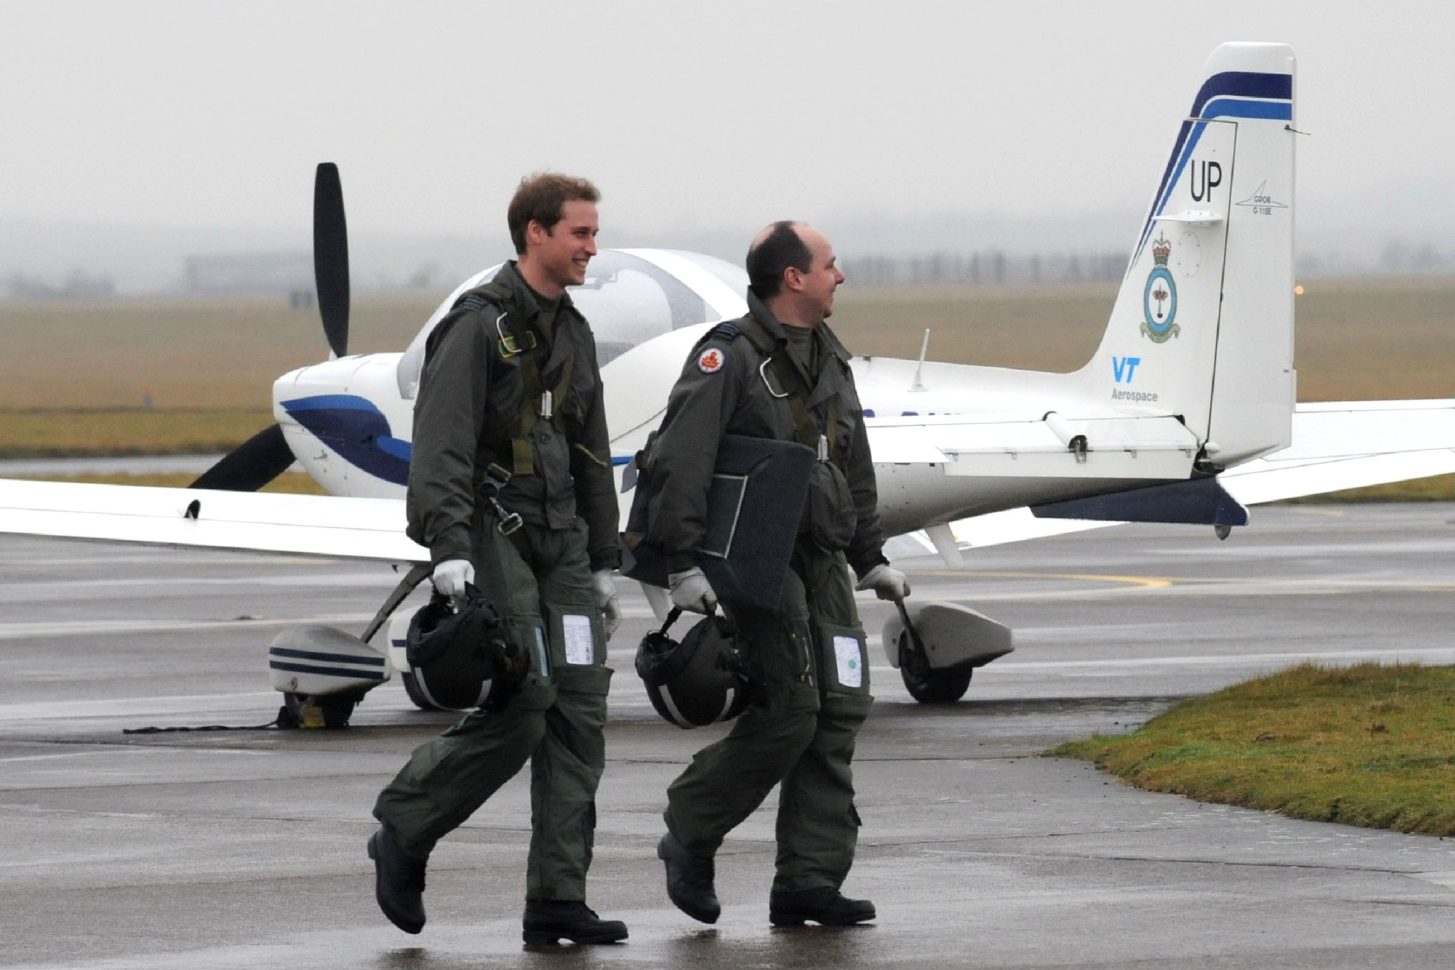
left=273, top=42, right=1304, bottom=546
left=272, top=288, right=1204, bottom=541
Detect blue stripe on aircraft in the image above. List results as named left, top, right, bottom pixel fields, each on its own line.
left=1189, top=70, right=1291, bottom=116
left=1134, top=70, right=1292, bottom=259
left=268, top=660, right=389, bottom=682
left=1201, top=97, right=1293, bottom=121
left=270, top=646, right=386, bottom=667
left=281, top=394, right=410, bottom=486
left=284, top=393, right=636, bottom=485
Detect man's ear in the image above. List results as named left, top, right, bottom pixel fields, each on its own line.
left=525, top=219, right=546, bottom=248
left=783, top=266, right=803, bottom=293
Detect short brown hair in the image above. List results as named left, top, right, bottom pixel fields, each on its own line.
left=507, top=172, right=600, bottom=255
left=746, top=221, right=811, bottom=298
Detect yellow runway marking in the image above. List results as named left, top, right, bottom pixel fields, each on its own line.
left=919, top=570, right=1174, bottom=589
left=915, top=571, right=1455, bottom=594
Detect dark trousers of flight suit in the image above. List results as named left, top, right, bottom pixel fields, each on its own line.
left=373, top=518, right=612, bottom=902
left=663, top=543, right=873, bottom=893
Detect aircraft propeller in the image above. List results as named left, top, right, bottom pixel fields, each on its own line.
left=313, top=162, right=350, bottom=358
left=190, top=162, right=351, bottom=492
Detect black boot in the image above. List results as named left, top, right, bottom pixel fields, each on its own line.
left=656, top=831, right=720, bottom=924
left=769, top=886, right=876, bottom=927
left=522, top=900, right=628, bottom=945
left=367, top=828, right=427, bottom=934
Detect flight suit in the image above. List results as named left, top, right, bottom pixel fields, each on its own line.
left=644, top=291, right=887, bottom=893
left=373, top=260, right=618, bottom=903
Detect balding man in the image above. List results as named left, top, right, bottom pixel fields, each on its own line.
left=641, top=221, right=909, bottom=927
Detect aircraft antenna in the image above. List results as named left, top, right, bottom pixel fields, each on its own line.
left=910, top=329, right=931, bottom=392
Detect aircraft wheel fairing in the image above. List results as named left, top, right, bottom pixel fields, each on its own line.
left=881, top=601, right=1014, bottom=704
left=897, top=633, right=973, bottom=703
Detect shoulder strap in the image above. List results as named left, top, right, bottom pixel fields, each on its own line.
left=692, top=320, right=745, bottom=351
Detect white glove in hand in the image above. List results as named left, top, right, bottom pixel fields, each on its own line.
left=669, top=567, right=718, bottom=615
left=591, top=568, right=622, bottom=639
left=856, top=562, right=910, bottom=602
left=432, top=558, right=475, bottom=604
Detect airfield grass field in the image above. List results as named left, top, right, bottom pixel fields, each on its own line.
left=3, top=275, right=1451, bottom=497
left=1052, top=663, right=1455, bottom=837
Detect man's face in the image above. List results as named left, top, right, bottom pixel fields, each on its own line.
left=793, top=227, right=845, bottom=322
left=530, top=199, right=599, bottom=290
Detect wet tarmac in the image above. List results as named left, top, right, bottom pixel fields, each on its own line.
left=3, top=503, right=1454, bottom=968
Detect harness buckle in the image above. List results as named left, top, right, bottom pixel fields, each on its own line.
left=495, top=312, right=537, bottom=358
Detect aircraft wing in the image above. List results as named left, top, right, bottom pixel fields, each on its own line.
left=3, top=402, right=1450, bottom=564
left=0, top=479, right=426, bottom=562
left=887, top=399, right=1455, bottom=555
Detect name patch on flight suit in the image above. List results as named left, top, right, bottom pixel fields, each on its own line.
left=697, top=347, right=726, bottom=374
left=563, top=613, right=595, bottom=664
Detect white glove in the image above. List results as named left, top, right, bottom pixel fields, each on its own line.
left=856, top=562, right=910, bottom=602
left=669, top=567, right=718, bottom=615
left=591, top=568, right=622, bottom=639
left=432, top=558, right=475, bottom=604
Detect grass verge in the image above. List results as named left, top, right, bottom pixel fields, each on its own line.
left=0, top=408, right=277, bottom=458
left=1049, top=662, right=1455, bottom=836
left=15, top=471, right=328, bottom=495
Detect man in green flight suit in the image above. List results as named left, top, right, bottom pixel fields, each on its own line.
left=644, top=221, right=910, bottom=927
left=368, top=172, right=627, bottom=946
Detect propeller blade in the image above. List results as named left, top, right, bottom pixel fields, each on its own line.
left=313, top=162, right=350, bottom=358
left=189, top=425, right=296, bottom=492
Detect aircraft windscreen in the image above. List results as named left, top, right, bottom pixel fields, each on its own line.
left=576, top=250, right=745, bottom=363
left=397, top=249, right=747, bottom=399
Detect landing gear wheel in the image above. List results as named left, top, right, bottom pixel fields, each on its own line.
left=897, top=632, right=973, bottom=704
left=281, top=691, right=359, bottom=728
left=400, top=671, right=444, bottom=712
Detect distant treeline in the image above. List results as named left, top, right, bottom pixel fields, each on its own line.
left=842, top=250, right=1129, bottom=286
left=844, top=243, right=1455, bottom=286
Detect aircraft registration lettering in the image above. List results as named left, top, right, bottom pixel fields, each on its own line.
left=1190, top=159, right=1223, bottom=202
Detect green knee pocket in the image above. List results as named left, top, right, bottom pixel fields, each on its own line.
left=814, top=620, right=872, bottom=699
left=545, top=603, right=607, bottom=669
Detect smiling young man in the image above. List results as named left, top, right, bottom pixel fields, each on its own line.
left=368, top=173, right=626, bottom=946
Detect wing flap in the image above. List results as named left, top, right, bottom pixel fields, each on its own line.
left=908, top=399, right=1455, bottom=557
left=865, top=413, right=1198, bottom=480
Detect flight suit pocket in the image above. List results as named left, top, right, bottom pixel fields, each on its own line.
left=814, top=620, right=870, bottom=697
left=800, top=462, right=856, bottom=551
left=546, top=603, right=605, bottom=668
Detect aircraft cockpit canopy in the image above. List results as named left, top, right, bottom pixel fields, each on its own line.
left=397, top=249, right=748, bottom=399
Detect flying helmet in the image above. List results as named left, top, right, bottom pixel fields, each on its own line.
left=405, top=585, right=527, bottom=712
left=635, top=608, right=759, bottom=728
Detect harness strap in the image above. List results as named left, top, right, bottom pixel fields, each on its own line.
left=461, top=281, right=576, bottom=477
left=698, top=316, right=843, bottom=465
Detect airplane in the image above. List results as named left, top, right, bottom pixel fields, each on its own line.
left=2, top=41, right=1453, bottom=723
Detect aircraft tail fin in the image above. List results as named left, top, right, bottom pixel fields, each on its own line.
left=1083, top=42, right=1296, bottom=469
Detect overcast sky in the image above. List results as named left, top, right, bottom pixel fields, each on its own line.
left=4, top=0, right=1454, bottom=287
